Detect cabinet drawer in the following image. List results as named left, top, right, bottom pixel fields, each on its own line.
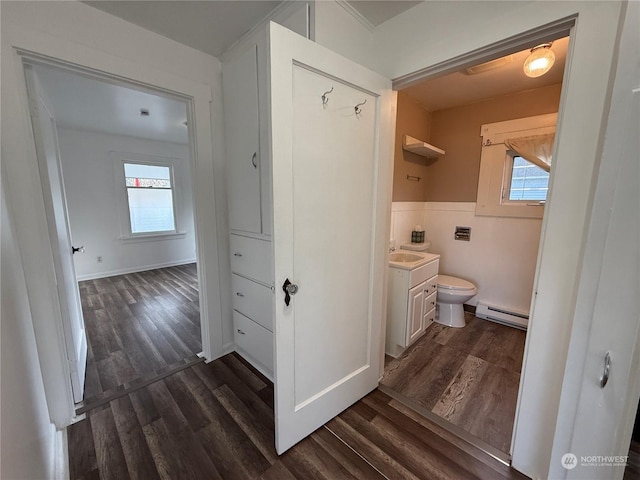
left=424, top=275, right=439, bottom=297
left=231, top=274, right=273, bottom=331
left=234, top=311, right=273, bottom=375
left=409, top=259, right=439, bottom=288
left=423, top=290, right=437, bottom=314
left=424, top=307, right=436, bottom=330
left=229, top=234, right=273, bottom=285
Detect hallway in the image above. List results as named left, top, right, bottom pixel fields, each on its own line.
left=68, top=352, right=528, bottom=480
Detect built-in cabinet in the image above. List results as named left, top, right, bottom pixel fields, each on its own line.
left=223, top=40, right=274, bottom=380
left=386, top=255, right=439, bottom=358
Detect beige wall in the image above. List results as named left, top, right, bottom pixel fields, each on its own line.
left=426, top=83, right=562, bottom=201
left=392, top=91, right=432, bottom=201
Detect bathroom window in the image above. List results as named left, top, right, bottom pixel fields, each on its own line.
left=123, top=162, right=176, bottom=234
left=506, top=156, right=550, bottom=202
left=476, top=113, right=556, bottom=219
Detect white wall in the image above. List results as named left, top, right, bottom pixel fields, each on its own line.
left=57, top=127, right=196, bottom=280
left=1, top=0, right=230, bottom=448
left=1, top=180, right=62, bottom=479
left=391, top=202, right=541, bottom=316
left=312, top=1, right=375, bottom=69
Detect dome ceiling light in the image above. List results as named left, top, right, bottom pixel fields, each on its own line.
left=523, top=43, right=556, bottom=78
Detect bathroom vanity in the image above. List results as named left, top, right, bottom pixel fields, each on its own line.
left=386, top=253, right=440, bottom=357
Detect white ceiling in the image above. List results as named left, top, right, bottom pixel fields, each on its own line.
left=34, top=64, right=189, bottom=144
left=403, top=36, right=569, bottom=112
left=84, top=1, right=282, bottom=58
left=348, top=1, right=422, bottom=26
left=84, top=1, right=420, bottom=57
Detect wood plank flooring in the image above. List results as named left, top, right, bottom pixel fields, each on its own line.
left=381, top=314, right=526, bottom=454
left=79, top=264, right=201, bottom=407
left=68, top=352, right=529, bottom=480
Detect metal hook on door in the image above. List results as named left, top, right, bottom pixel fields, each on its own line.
left=321, top=87, right=333, bottom=106
left=354, top=99, right=367, bottom=115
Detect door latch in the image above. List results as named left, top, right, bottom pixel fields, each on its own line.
left=282, top=278, right=298, bottom=306
left=600, top=351, right=611, bottom=388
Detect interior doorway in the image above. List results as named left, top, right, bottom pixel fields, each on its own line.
left=381, top=34, right=569, bottom=459
left=24, top=61, right=204, bottom=411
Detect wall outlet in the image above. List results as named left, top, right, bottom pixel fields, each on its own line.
left=96, top=256, right=103, bottom=263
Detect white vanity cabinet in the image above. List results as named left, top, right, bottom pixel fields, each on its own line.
left=386, top=254, right=440, bottom=358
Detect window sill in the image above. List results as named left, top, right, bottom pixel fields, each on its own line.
left=119, top=231, right=187, bottom=243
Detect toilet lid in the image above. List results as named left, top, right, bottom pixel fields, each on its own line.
left=438, top=275, right=476, bottom=291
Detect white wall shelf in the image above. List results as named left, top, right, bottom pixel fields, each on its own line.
left=402, top=134, right=445, bottom=158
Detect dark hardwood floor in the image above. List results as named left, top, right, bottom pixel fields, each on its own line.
left=79, top=264, right=201, bottom=407
left=68, top=352, right=528, bottom=480
left=381, top=313, right=526, bottom=454
left=625, top=440, right=640, bottom=480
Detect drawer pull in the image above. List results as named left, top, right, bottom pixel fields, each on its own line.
left=431, top=284, right=437, bottom=289
left=237, top=329, right=246, bottom=335
left=236, top=292, right=245, bottom=297
left=234, top=252, right=243, bottom=257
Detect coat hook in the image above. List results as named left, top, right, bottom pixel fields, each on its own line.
left=321, top=87, right=334, bottom=105
left=354, top=99, right=367, bottom=115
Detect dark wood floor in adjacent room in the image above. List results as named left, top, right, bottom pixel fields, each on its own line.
left=381, top=314, right=527, bottom=454
left=79, top=264, right=201, bottom=407
left=68, top=352, right=528, bottom=480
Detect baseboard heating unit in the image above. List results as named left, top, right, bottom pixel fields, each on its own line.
left=475, top=302, right=528, bottom=330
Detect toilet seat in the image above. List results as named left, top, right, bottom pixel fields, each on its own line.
left=438, top=274, right=476, bottom=291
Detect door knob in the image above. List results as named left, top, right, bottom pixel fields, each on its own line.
left=282, top=278, right=299, bottom=306
left=72, top=245, right=85, bottom=255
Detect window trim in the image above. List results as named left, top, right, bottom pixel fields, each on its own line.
left=111, top=151, right=186, bottom=240
left=476, top=113, right=557, bottom=219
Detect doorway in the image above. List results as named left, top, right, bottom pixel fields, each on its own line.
left=24, top=61, right=205, bottom=411
left=381, top=35, right=568, bottom=458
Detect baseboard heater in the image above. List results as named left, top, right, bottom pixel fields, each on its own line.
left=476, top=302, right=528, bottom=330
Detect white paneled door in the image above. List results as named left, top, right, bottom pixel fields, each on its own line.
left=268, top=23, right=395, bottom=454
left=25, top=65, right=87, bottom=404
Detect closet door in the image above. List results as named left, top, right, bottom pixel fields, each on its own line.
left=269, top=23, right=395, bottom=454
left=223, top=45, right=262, bottom=234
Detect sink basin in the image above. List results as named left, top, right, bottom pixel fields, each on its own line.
left=389, top=252, right=424, bottom=263
left=389, top=250, right=440, bottom=270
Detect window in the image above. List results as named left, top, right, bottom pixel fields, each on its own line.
left=123, top=163, right=176, bottom=234
left=507, top=156, right=550, bottom=202
left=476, top=113, right=557, bottom=219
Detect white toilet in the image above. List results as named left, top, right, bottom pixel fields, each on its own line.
left=435, top=275, right=477, bottom=328
left=400, top=242, right=477, bottom=328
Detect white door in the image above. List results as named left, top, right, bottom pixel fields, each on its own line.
left=549, top=4, right=640, bottom=478
left=269, top=24, right=395, bottom=453
left=25, top=66, right=87, bottom=404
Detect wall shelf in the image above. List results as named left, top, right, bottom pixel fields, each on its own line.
left=402, top=134, right=445, bottom=158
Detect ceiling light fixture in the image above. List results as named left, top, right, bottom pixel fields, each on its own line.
left=523, top=43, right=555, bottom=78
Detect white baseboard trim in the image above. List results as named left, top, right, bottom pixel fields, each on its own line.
left=76, top=258, right=196, bottom=281
left=53, top=427, right=69, bottom=480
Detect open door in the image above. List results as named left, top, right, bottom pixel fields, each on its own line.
left=24, top=65, right=87, bottom=404
left=269, top=23, right=395, bottom=453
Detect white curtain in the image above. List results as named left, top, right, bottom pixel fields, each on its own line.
left=505, top=133, right=555, bottom=172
